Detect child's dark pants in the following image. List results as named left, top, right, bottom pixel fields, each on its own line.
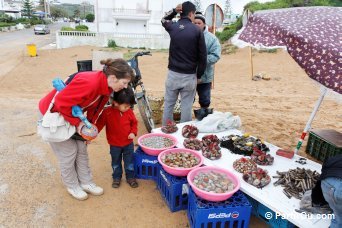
left=109, top=142, right=135, bottom=180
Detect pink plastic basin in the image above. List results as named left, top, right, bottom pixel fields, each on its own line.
left=187, top=166, right=241, bottom=202
left=138, top=133, right=178, bottom=156
left=158, top=148, right=204, bottom=176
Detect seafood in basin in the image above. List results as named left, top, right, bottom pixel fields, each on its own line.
left=161, top=152, right=200, bottom=168
left=140, top=136, right=175, bottom=148
left=193, top=171, right=235, bottom=193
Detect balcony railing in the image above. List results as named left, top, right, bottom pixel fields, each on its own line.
left=113, top=8, right=151, bottom=14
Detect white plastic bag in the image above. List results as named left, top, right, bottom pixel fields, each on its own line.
left=195, top=112, right=241, bottom=133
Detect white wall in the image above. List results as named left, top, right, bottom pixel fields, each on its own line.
left=0, top=0, right=4, bottom=10
left=56, top=31, right=170, bottom=50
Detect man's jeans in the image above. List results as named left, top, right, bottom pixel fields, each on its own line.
left=321, top=177, right=342, bottom=228
left=196, top=82, right=211, bottom=108
left=109, top=143, right=135, bottom=180
left=162, top=70, right=197, bottom=125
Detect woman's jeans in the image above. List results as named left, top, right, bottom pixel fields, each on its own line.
left=109, top=143, right=135, bottom=180
left=321, top=177, right=342, bottom=228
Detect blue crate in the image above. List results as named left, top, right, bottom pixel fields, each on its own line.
left=134, top=146, right=159, bottom=181
left=187, top=187, right=252, bottom=228
left=245, top=195, right=295, bottom=228
left=157, top=167, right=189, bottom=212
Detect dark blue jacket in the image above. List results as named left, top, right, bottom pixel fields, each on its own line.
left=162, top=9, right=207, bottom=78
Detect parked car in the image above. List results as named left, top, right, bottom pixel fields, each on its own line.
left=34, top=24, right=50, bottom=35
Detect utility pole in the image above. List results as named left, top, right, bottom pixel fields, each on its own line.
left=44, top=0, right=47, bottom=19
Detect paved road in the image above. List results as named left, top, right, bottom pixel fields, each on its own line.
left=0, top=22, right=67, bottom=77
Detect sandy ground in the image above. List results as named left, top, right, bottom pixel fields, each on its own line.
left=0, top=45, right=341, bottom=227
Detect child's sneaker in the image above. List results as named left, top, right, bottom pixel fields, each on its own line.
left=81, top=183, right=104, bottom=196
left=112, top=179, right=121, bottom=188
left=127, top=178, right=138, bottom=188
left=67, top=186, right=88, bottom=200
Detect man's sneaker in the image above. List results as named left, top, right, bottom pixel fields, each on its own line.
left=67, top=186, right=88, bottom=201
left=81, top=183, right=104, bottom=196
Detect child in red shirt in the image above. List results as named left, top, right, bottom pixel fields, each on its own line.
left=96, top=88, right=138, bottom=188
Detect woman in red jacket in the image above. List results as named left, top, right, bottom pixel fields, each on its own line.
left=38, top=58, right=134, bottom=200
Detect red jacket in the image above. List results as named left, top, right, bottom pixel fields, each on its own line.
left=96, top=106, right=138, bottom=147
left=38, top=71, right=112, bottom=126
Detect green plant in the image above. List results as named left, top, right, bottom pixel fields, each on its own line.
left=29, top=17, right=45, bottom=25
left=61, top=26, right=75, bottom=31
left=258, top=48, right=278, bottom=53
left=0, top=14, right=14, bottom=23
left=123, top=52, right=135, bottom=60
left=75, top=25, right=88, bottom=31
left=85, top=14, right=95, bottom=22
left=107, top=39, right=117, bottom=48
left=0, top=22, right=16, bottom=27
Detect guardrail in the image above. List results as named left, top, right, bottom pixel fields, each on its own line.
left=58, top=31, right=97, bottom=37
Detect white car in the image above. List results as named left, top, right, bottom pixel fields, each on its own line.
left=34, top=24, right=50, bottom=35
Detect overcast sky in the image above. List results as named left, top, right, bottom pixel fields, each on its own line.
left=57, top=0, right=273, bottom=14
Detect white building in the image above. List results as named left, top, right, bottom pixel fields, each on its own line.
left=94, top=0, right=225, bottom=34
left=2, top=0, right=22, bottom=18
left=57, top=0, right=226, bottom=49
left=0, top=0, right=4, bottom=11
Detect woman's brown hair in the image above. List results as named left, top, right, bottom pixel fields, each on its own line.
left=100, top=58, right=134, bottom=81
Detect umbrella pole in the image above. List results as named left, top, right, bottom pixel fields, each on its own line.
left=249, top=47, right=253, bottom=80
left=294, top=88, right=328, bottom=154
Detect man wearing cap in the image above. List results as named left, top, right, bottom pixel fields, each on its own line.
left=161, top=1, right=207, bottom=125
left=194, top=12, right=221, bottom=120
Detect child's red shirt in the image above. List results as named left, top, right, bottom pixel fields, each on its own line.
left=96, top=106, right=138, bottom=147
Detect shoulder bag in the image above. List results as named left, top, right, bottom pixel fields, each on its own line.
left=37, top=92, right=76, bottom=142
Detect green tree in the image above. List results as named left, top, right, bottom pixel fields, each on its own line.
left=73, top=9, right=80, bottom=18
left=36, top=0, right=45, bottom=11
left=85, top=13, right=95, bottom=22
left=192, top=0, right=202, bottom=12
left=50, top=6, right=68, bottom=19
left=22, top=0, right=33, bottom=18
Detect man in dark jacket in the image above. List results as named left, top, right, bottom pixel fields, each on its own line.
left=311, top=154, right=342, bottom=228
left=161, top=1, right=207, bottom=125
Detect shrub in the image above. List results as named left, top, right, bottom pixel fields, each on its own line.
left=108, top=39, right=117, bottom=48
left=0, top=22, right=16, bottom=27
left=75, top=25, right=88, bottom=31
left=216, top=16, right=242, bottom=43
left=0, top=14, right=14, bottom=23
left=29, top=17, right=45, bottom=25
left=85, top=14, right=95, bottom=22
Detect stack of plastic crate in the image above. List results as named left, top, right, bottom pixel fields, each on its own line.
left=306, top=129, right=342, bottom=162
left=187, top=187, right=252, bottom=228
left=134, top=146, right=160, bottom=182
left=157, top=167, right=189, bottom=212
left=246, top=195, right=295, bottom=228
